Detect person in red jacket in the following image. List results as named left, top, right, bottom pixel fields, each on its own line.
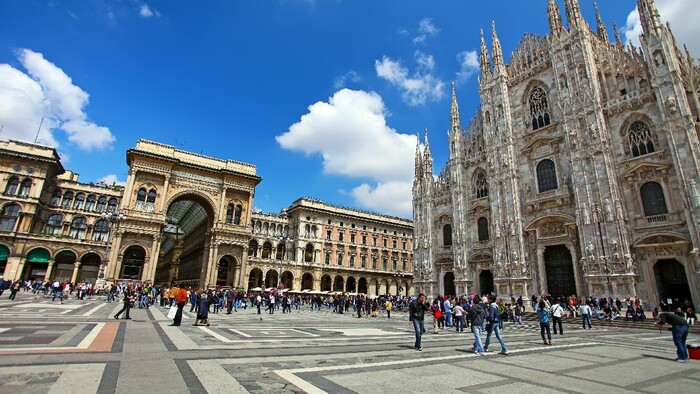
left=170, top=283, right=188, bottom=326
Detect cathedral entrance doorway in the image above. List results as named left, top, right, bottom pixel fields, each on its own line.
left=544, top=245, right=576, bottom=298
left=654, top=259, right=692, bottom=309
left=443, top=272, right=455, bottom=297
left=479, top=270, right=494, bottom=295
left=301, top=272, right=314, bottom=290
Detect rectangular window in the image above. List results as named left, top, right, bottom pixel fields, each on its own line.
left=349, top=255, right=355, bottom=267
left=373, top=237, right=377, bottom=246
left=372, top=258, right=377, bottom=269
left=361, top=256, right=366, bottom=268
left=339, top=232, right=344, bottom=242
left=338, top=254, right=343, bottom=265
left=383, top=239, right=387, bottom=247
left=402, top=241, right=407, bottom=250
left=382, top=258, right=388, bottom=271
left=325, top=253, right=331, bottom=265
left=362, top=235, right=367, bottom=244
left=350, top=234, right=355, bottom=244
left=392, top=239, right=397, bottom=249
left=327, top=230, right=332, bottom=240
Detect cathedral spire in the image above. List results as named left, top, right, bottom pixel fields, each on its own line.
left=547, top=0, right=563, bottom=36
left=491, top=21, right=505, bottom=74
left=564, top=0, right=585, bottom=30
left=480, top=29, right=491, bottom=80
left=414, top=132, right=423, bottom=178
left=594, top=2, right=609, bottom=42
left=450, top=82, right=460, bottom=130
left=613, top=21, right=624, bottom=46
left=423, top=128, right=433, bottom=174
left=637, top=0, right=663, bottom=37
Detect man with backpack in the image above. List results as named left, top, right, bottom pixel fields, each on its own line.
left=468, top=298, right=486, bottom=355
left=483, top=295, right=508, bottom=355
left=551, top=298, right=565, bottom=335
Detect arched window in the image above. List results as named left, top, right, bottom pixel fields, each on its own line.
left=69, top=217, right=88, bottom=239
left=45, top=213, right=63, bottom=235
left=107, top=197, right=118, bottom=212
left=473, top=170, right=488, bottom=199
left=136, top=188, right=147, bottom=202
left=50, top=190, right=62, bottom=206
left=147, top=189, right=157, bottom=203
left=85, top=195, right=96, bottom=211
left=73, top=193, right=85, bottom=210
left=19, top=179, right=32, bottom=196
left=92, top=219, right=110, bottom=241
left=477, top=217, right=489, bottom=241
left=536, top=159, right=558, bottom=193
left=225, top=204, right=234, bottom=224
left=62, top=191, right=74, bottom=208
left=305, top=243, right=314, bottom=263
left=640, top=182, right=668, bottom=216
left=529, top=87, right=551, bottom=130
left=276, top=243, right=285, bottom=260
left=443, top=224, right=453, bottom=246
left=4, top=177, right=19, bottom=195
left=0, top=204, right=20, bottom=232
left=627, top=121, right=656, bottom=157
left=261, top=242, right=272, bottom=259
left=234, top=204, right=242, bottom=225
left=96, top=196, right=107, bottom=211
left=248, top=239, right=258, bottom=257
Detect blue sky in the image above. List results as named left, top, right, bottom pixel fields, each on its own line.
left=0, top=0, right=697, bottom=218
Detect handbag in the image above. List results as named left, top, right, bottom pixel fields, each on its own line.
left=435, top=309, right=443, bottom=319
left=167, top=305, right=178, bottom=319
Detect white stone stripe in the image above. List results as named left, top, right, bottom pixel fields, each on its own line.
left=275, top=342, right=595, bottom=394
left=48, top=363, right=105, bottom=394
left=82, top=302, right=109, bottom=316
left=198, top=326, right=233, bottom=343
left=157, top=322, right=200, bottom=350
left=188, top=359, right=249, bottom=393
left=229, top=328, right=252, bottom=338
left=0, top=328, right=10, bottom=334
left=77, top=323, right=105, bottom=349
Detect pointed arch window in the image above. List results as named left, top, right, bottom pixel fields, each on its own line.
left=73, top=193, right=85, bottom=210
left=225, top=204, right=234, bottom=224
left=62, top=191, right=74, bottom=208
left=147, top=189, right=157, bottom=203
left=536, top=159, right=558, bottom=193
left=69, top=216, right=87, bottom=239
left=234, top=204, right=242, bottom=225
left=640, top=182, right=668, bottom=216
left=529, top=87, right=551, bottom=130
left=262, top=241, right=272, bottom=259
left=473, top=170, right=488, bottom=199
left=19, top=179, right=32, bottom=196
left=92, top=219, right=110, bottom=241
left=46, top=213, right=63, bottom=235
left=477, top=217, right=489, bottom=241
left=96, top=196, right=107, bottom=212
left=443, top=223, right=453, bottom=246
left=305, top=243, right=314, bottom=263
left=4, top=177, right=19, bottom=195
left=50, top=190, right=62, bottom=206
left=627, top=120, right=656, bottom=157
left=248, top=239, right=258, bottom=257
left=0, top=204, right=20, bottom=232
left=136, top=188, right=147, bottom=202
left=107, top=197, right=118, bottom=212
left=85, top=195, right=96, bottom=211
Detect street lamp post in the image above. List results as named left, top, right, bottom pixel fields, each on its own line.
left=97, top=210, right=127, bottom=289
left=278, top=234, right=292, bottom=289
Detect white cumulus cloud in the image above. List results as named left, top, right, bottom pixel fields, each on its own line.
left=139, top=4, right=161, bottom=18
left=375, top=54, right=445, bottom=107
left=456, top=50, right=479, bottom=82
left=623, top=0, right=700, bottom=56
left=276, top=89, right=417, bottom=216
left=97, top=174, right=126, bottom=187
left=0, top=49, right=115, bottom=151
left=413, top=17, right=440, bottom=45
left=333, top=70, right=360, bottom=89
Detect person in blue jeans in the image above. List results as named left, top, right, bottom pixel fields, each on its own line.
left=468, top=301, right=486, bottom=355
left=409, top=293, right=430, bottom=351
left=656, top=312, right=690, bottom=362
left=484, top=296, right=508, bottom=355
left=537, top=299, right=552, bottom=345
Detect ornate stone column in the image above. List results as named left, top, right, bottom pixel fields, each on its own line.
left=70, top=261, right=80, bottom=283
left=536, top=246, right=546, bottom=294
left=44, top=259, right=55, bottom=282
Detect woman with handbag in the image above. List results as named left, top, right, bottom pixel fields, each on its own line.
left=431, top=299, right=442, bottom=334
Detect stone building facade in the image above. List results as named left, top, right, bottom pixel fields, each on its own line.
left=248, top=198, right=413, bottom=295
left=412, top=0, right=700, bottom=308
left=0, top=140, right=123, bottom=284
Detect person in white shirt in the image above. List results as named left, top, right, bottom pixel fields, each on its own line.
left=579, top=302, right=592, bottom=329
left=551, top=300, right=564, bottom=335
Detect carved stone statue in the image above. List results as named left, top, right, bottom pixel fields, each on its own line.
left=582, top=206, right=590, bottom=225
left=587, top=242, right=595, bottom=261
left=604, top=199, right=614, bottom=222
left=494, top=222, right=501, bottom=238
left=667, top=96, right=677, bottom=113
left=690, top=180, right=700, bottom=208
left=625, top=254, right=636, bottom=274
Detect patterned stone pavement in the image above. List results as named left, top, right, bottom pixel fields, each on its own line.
left=0, top=291, right=698, bottom=393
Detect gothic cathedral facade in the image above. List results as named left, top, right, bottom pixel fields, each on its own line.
left=412, top=0, right=700, bottom=308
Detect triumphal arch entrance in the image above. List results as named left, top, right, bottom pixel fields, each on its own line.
left=104, top=140, right=261, bottom=288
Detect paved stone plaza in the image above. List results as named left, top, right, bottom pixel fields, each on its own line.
left=0, top=292, right=698, bottom=393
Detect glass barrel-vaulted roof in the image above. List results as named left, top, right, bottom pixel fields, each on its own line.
left=161, top=199, right=208, bottom=255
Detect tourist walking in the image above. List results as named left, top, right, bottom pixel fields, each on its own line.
left=114, top=286, right=132, bottom=320
left=468, top=299, right=486, bottom=355
left=409, top=293, right=429, bottom=351
left=194, top=293, right=210, bottom=327
left=579, top=301, right=592, bottom=329
left=483, top=295, right=508, bottom=355
left=171, top=284, right=188, bottom=326
left=656, top=311, right=690, bottom=362
left=537, top=300, right=552, bottom=345
left=551, top=299, right=564, bottom=335
left=386, top=299, right=392, bottom=318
